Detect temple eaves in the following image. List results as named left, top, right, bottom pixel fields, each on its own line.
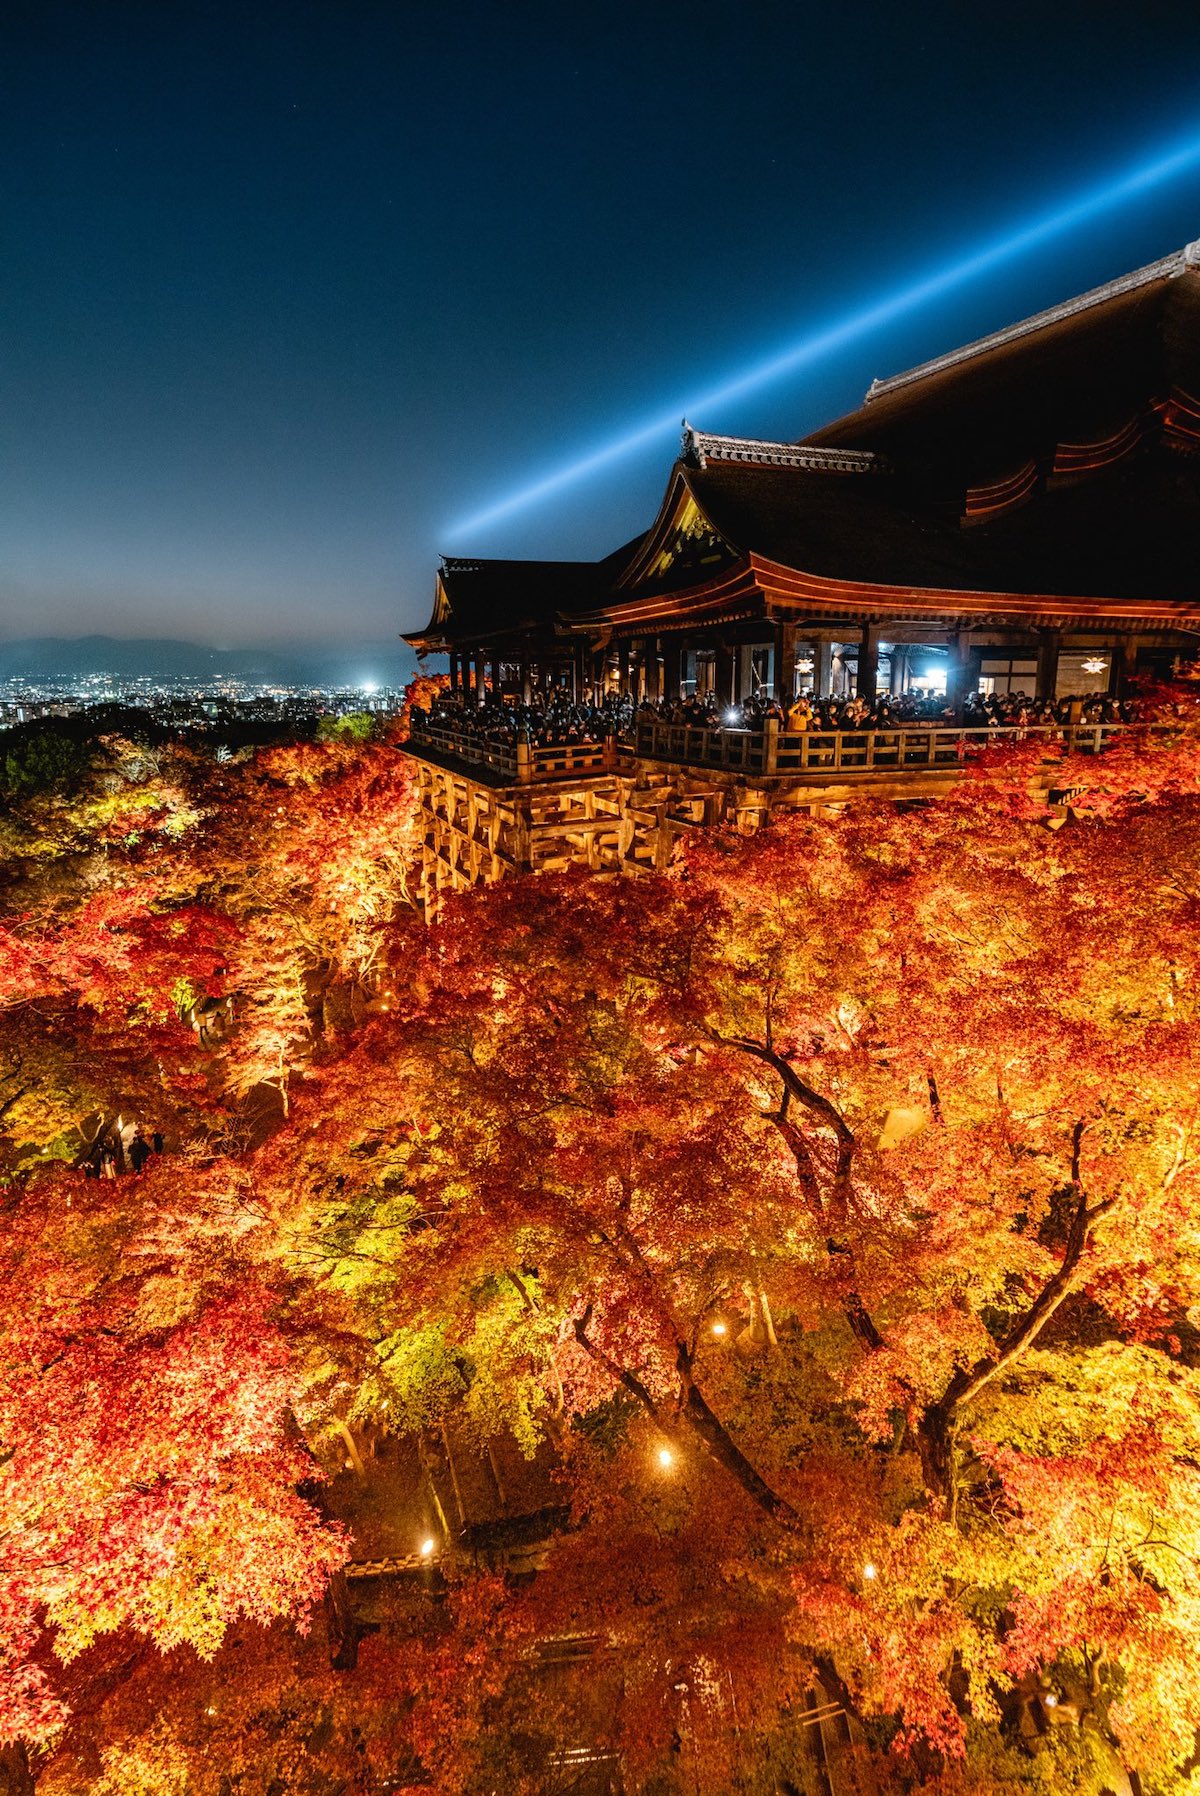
left=681, top=422, right=885, bottom=474
left=865, top=239, right=1200, bottom=402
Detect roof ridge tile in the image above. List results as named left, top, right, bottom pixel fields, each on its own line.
left=866, top=239, right=1200, bottom=401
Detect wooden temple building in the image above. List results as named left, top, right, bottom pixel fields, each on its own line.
left=403, top=242, right=1200, bottom=914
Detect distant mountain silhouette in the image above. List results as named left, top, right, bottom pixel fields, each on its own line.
left=0, top=636, right=419, bottom=687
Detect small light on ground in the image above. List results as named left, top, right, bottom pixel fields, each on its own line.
left=711, top=1321, right=727, bottom=1337
left=657, top=1445, right=674, bottom=1470
left=1044, top=1693, right=1058, bottom=1709
left=420, top=1536, right=436, bottom=1558
left=863, top=1562, right=878, bottom=1581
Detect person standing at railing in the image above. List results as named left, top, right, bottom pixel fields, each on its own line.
left=786, top=694, right=812, bottom=732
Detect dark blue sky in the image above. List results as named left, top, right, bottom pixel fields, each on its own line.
left=5, top=0, right=1200, bottom=650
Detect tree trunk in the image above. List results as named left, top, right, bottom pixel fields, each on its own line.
left=918, top=1138, right=1115, bottom=1516
left=573, top=1309, right=796, bottom=1523
left=675, top=1342, right=796, bottom=1521
left=0, top=1746, right=34, bottom=1796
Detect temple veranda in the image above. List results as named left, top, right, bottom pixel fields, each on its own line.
left=406, top=716, right=1138, bottom=920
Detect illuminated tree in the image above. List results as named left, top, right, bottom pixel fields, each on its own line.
left=0, top=1165, right=347, bottom=1748
left=8, top=702, right=1200, bottom=1794
left=245, top=718, right=1200, bottom=1787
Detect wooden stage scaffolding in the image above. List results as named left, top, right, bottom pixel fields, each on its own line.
left=407, top=716, right=1144, bottom=921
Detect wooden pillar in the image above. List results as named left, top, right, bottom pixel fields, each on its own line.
left=716, top=643, right=736, bottom=708
left=448, top=651, right=459, bottom=695
left=890, top=646, right=907, bottom=696
left=1035, top=628, right=1061, bottom=703
left=520, top=662, right=531, bottom=702
left=618, top=639, right=631, bottom=696
left=773, top=619, right=798, bottom=700
left=646, top=636, right=662, bottom=701
left=857, top=622, right=880, bottom=705
left=1113, top=637, right=1138, bottom=696
left=664, top=639, right=683, bottom=702
left=946, top=630, right=973, bottom=718
left=814, top=641, right=833, bottom=698
left=473, top=650, right=486, bottom=706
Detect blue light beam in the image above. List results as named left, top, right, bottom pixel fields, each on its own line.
left=450, top=128, right=1200, bottom=540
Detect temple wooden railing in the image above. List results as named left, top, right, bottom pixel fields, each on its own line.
left=409, top=717, right=621, bottom=781
left=409, top=714, right=1153, bottom=784
left=632, top=717, right=1137, bottom=776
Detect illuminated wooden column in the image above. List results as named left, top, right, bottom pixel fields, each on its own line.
left=857, top=622, right=880, bottom=705
left=814, top=641, right=833, bottom=697
left=473, top=650, right=486, bottom=706
left=773, top=619, right=797, bottom=699
left=448, top=651, right=460, bottom=694
left=890, top=646, right=907, bottom=695
left=1035, top=628, right=1061, bottom=702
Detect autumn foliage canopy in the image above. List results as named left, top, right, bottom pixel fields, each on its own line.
left=2, top=693, right=1200, bottom=1793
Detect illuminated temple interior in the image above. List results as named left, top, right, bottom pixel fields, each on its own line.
left=407, top=240, right=1200, bottom=706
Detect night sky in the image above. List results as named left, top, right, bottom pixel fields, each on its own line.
left=6, top=1, right=1200, bottom=658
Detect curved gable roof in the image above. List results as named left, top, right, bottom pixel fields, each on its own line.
left=807, top=243, right=1200, bottom=484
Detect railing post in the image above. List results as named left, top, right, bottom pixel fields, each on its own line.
left=603, top=735, right=616, bottom=771
left=764, top=716, right=779, bottom=775
left=516, top=734, right=532, bottom=784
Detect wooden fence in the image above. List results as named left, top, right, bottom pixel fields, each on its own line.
left=410, top=715, right=1151, bottom=785
left=632, top=717, right=1134, bottom=777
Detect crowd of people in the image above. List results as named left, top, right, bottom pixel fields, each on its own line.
left=414, top=683, right=1139, bottom=749
left=417, top=690, right=635, bottom=750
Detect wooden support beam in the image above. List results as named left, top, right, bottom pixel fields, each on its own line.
left=857, top=622, right=880, bottom=706
left=1114, top=636, right=1139, bottom=696
left=774, top=619, right=798, bottom=700
left=946, top=630, right=974, bottom=718
left=1036, top=628, right=1061, bottom=703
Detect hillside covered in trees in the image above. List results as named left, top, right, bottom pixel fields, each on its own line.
left=2, top=693, right=1200, bottom=1795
